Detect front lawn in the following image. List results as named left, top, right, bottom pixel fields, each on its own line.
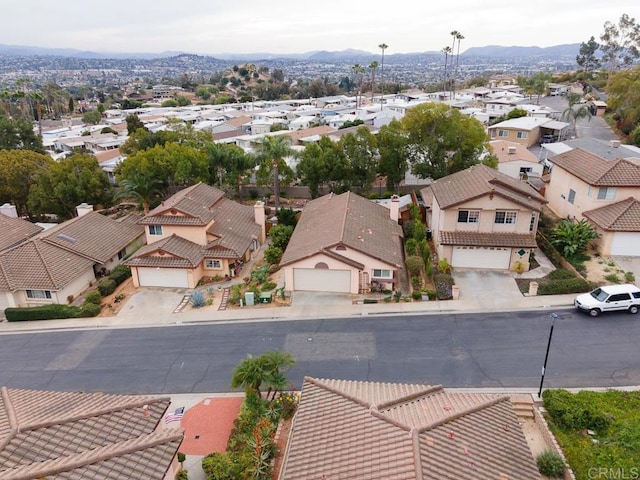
left=543, top=389, right=640, bottom=480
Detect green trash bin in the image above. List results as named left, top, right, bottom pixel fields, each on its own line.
left=259, top=292, right=272, bottom=304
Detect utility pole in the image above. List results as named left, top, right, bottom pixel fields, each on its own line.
left=537, top=312, right=558, bottom=399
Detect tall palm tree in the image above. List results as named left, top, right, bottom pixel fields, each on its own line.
left=378, top=43, right=388, bottom=109
left=369, top=61, right=379, bottom=104
left=116, top=173, right=164, bottom=214
left=230, top=354, right=265, bottom=396
left=261, top=350, right=295, bottom=400
left=442, top=46, right=452, bottom=96
left=562, top=96, right=592, bottom=138
left=256, top=135, right=295, bottom=211
left=453, top=32, right=464, bottom=99
left=351, top=64, right=366, bottom=108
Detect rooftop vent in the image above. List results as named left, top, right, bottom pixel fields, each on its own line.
left=56, top=233, right=77, bottom=244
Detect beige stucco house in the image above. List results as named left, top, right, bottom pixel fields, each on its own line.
left=488, top=117, right=569, bottom=147
left=490, top=140, right=544, bottom=179
left=421, top=164, right=546, bottom=271
left=126, top=183, right=266, bottom=289
left=546, top=148, right=640, bottom=256
left=280, top=191, right=404, bottom=294
left=0, top=210, right=144, bottom=314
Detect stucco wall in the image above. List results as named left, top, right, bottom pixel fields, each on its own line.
left=13, top=268, right=95, bottom=307
left=498, top=160, right=544, bottom=179
left=145, top=222, right=212, bottom=246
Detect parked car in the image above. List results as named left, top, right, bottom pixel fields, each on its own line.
left=575, top=284, right=640, bottom=317
left=539, top=134, right=556, bottom=145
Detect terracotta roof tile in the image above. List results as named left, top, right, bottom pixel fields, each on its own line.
left=126, top=234, right=204, bottom=268
left=280, top=378, right=540, bottom=480
left=40, top=212, right=144, bottom=263
left=421, top=164, right=546, bottom=211
left=0, top=215, right=42, bottom=253
left=439, top=231, right=538, bottom=248
left=550, top=148, right=640, bottom=186
left=280, top=192, right=404, bottom=268
left=0, top=387, right=182, bottom=480
left=141, top=183, right=225, bottom=226
left=207, top=198, right=261, bottom=257
left=583, top=197, right=640, bottom=231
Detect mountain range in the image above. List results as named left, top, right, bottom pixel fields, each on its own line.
left=0, top=43, right=580, bottom=62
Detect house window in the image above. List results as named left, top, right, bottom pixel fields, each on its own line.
left=519, top=167, right=532, bottom=174
left=117, top=249, right=126, bottom=260
left=529, top=213, right=537, bottom=232
left=205, top=259, right=221, bottom=269
left=148, top=225, right=163, bottom=236
left=516, top=131, right=528, bottom=139
left=568, top=189, right=576, bottom=204
left=495, top=211, right=517, bottom=224
left=373, top=269, right=392, bottom=279
left=597, top=187, right=616, bottom=200
left=498, top=130, right=508, bottom=137
left=26, top=290, right=52, bottom=299
left=457, top=210, right=480, bottom=223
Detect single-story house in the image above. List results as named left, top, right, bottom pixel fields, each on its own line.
left=126, top=183, right=266, bottom=289
left=279, top=377, right=541, bottom=480
left=489, top=140, right=544, bottom=179
left=280, top=191, right=404, bottom=294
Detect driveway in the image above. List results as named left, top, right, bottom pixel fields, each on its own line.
left=291, top=291, right=356, bottom=306
left=452, top=269, right=524, bottom=310
left=120, top=287, right=187, bottom=314
left=612, top=257, right=640, bottom=285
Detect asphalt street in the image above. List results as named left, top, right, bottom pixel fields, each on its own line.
left=1, top=309, right=639, bottom=394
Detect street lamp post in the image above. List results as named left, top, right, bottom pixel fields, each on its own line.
left=537, top=312, right=558, bottom=399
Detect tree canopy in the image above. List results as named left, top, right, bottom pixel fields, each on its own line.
left=606, top=65, right=640, bottom=136
left=0, top=116, right=45, bottom=153
left=0, top=149, right=54, bottom=217
left=28, top=153, right=113, bottom=219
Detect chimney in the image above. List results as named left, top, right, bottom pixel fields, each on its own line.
left=76, top=202, right=93, bottom=217
left=610, top=140, right=621, bottom=148
left=389, top=195, right=400, bottom=222
left=254, top=201, right=266, bottom=242
left=0, top=203, right=18, bottom=218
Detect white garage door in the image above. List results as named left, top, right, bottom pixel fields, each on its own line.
left=611, top=233, right=640, bottom=256
left=137, top=268, right=189, bottom=288
left=293, top=268, right=351, bottom=293
left=451, top=246, right=511, bottom=269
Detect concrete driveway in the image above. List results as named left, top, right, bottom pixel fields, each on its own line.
left=291, top=291, right=356, bottom=306
left=613, top=257, right=640, bottom=285
left=452, top=269, right=524, bottom=310
left=120, top=287, right=187, bottom=315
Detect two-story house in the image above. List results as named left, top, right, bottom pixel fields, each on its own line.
left=126, top=183, right=266, bottom=289
left=421, top=164, right=547, bottom=271
left=488, top=117, right=569, bottom=148
left=545, top=148, right=640, bottom=256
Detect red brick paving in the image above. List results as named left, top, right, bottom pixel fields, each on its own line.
left=179, top=396, right=244, bottom=455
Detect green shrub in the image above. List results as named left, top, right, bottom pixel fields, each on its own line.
left=546, top=268, right=576, bottom=280
left=79, top=302, right=101, bottom=317
left=422, top=289, right=437, bottom=300
left=411, top=290, right=422, bottom=300
left=264, top=246, right=283, bottom=265
left=97, top=278, right=116, bottom=296
left=405, top=238, right=418, bottom=256
left=605, top=273, right=621, bottom=283
left=5, top=304, right=83, bottom=322
left=174, top=469, right=188, bottom=480
left=625, top=271, right=636, bottom=283
left=405, top=255, right=425, bottom=276
left=438, top=258, right=452, bottom=274
left=434, top=273, right=454, bottom=300
left=363, top=298, right=378, bottom=304
left=84, top=290, right=101, bottom=304
left=202, top=451, right=241, bottom=479
left=536, top=450, right=565, bottom=478
left=543, top=389, right=612, bottom=431
left=538, top=278, right=591, bottom=295
left=402, top=219, right=415, bottom=239
left=411, top=276, right=422, bottom=288
left=109, top=265, right=131, bottom=285
left=261, top=281, right=277, bottom=291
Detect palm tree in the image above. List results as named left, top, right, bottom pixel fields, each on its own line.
left=442, top=46, right=452, bottom=96
left=256, top=135, right=295, bottom=211
left=378, top=43, right=388, bottom=110
left=116, top=173, right=164, bottom=214
left=230, top=354, right=265, bottom=396
left=351, top=64, right=366, bottom=108
left=562, top=95, right=592, bottom=138
left=261, top=350, right=295, bottom=400
left=369, top=61, right=379, bottom=104
left=453, top=32, right=464, bottom=99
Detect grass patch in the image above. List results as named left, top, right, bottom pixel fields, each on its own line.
left=543, top=389, right=640, bottom=480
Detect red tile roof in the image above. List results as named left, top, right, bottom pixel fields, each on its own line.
left=583, top=197, right=640, bottom=231
left=422, top=164, right=546, bottom=211
left=0, top=387, right=182, bottom=480
left=550, top=148, right=640, bottom=186
left=140, top=183, right=225, bottom=226
left=280, top=378, right=540, bottom=480
left=439, top=231, right=538, bottom=248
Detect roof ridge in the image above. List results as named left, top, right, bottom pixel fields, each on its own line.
left=34, top=241, right=58, bottom=289
left=17, top=395, right=171, bottom=432
left=2, top=428, right=184, bottom=480
left=0, top=387, right=18, bottom=452
left=305, top=377, right=372, bottom=408
left=416, top=395, right=510, bottom=434
left=338, top=192, right=350, bottom=244
left=376, top=385, right=443, bottom=410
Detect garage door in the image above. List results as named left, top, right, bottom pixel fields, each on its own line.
left=293, top=268, right=351, bottom=293
left=451, top=246, right=511, bottom=269
left=137, top=267, right=189, bottom=288
left=610, top=233, right=640, bottom=256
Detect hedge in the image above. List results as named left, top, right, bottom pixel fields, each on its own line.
left=84, top=290, right=101, bottom=305
left=538, top=278, right=591, bottom=295
left=97, top=278, right=116, bottom=296
left=109, top=265, right=131, bottom=286
left=5, top=303, right=99, bottom=322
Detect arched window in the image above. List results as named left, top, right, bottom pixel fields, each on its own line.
left=336, top=245, right=347, bottom=251
left=314, top=262, right=329, bottom=269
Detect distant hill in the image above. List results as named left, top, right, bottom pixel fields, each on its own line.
left=0, top=42, right=580, bottom=61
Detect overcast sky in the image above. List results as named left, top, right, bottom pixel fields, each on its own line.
left=2, top=1, right=637, bottom=55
